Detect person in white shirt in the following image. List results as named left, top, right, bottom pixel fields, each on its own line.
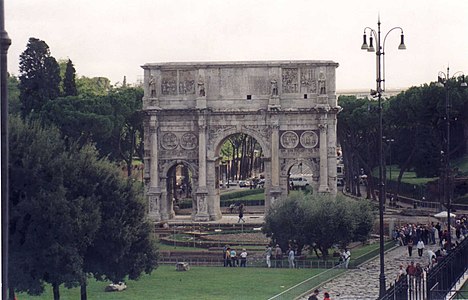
left=416, top=239, right=425, bottom=257
left=240, top=249, right=248, bottom=267
left=343, top=248, right=351, bottom=269
left=288, top=248, right=295, bottom=268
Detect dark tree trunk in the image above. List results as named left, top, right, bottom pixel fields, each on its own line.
left=80, top=279, right=87, bottom=300
left=52, top=283, right=60, bottom=300
left=8, top=287, right=15, bottom=300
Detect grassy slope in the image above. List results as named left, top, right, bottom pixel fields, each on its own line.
left=18, top=266, right=325, bottom=300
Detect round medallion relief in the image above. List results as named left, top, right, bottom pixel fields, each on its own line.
left=300, top=131, right=319, bottom=148
left=280, top=131, right=299, bottom=149
left=180, top=132, right=198, bottom=150
left=161, top=132, right=178, bottom=150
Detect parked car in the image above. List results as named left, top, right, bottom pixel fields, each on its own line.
left=238, top=180, right=250, bottom=187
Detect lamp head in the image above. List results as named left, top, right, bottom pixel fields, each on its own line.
left=367, top=36, right=375, bottom=52
left=361, top=33, right=368, bottom=50
left=398, top=33, right=406, bottom=50
left=461, top=75, right=467, bottom=87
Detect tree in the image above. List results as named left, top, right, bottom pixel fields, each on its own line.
left=63, top=59, right=78, bottom=96
left=19, top=37, right=60, bottom=117
left=9, top=117, right=99, bottom=300
left=7, top=73, right=21, bottom=115
left=40, top=95, right=114, bottom=148
left=81, top=171, right=158, bottom=300
left=76, top=76, right=111, bottom=96
left=9, top=116, right=158, bottom=300
left=337, top=96, right=379, bottom=199
left=105, top=87, right=144, bottom=175
left=263, top=194, right=375, bottom=259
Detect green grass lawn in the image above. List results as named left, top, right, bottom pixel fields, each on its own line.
left=18, top=266, right=328, bottom=300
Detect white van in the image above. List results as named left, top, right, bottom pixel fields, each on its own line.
left=289, top=176, right=309, bottom=190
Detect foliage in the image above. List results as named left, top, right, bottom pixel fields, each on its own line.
left=337, top=96, right=378, bottom=198
left=104, top=87, right=144, bottom=175
left=9, top=116, right=98, bottom=299
left=263, top=194, right=375, bottom=259
left=8, top=73, right=21, bottom=115
left=63, top=59, right=78, bottom=96
left=220, top=189, right=264, bottom=200
left=40, top=96, right=114, bottom=148
left=19, top=37, right=61, bottom=118
left=76, top=76, right=111, bottom=96
left=9, top=116, right=158, bottom=299
left=337, top=79, right=468, bottom=198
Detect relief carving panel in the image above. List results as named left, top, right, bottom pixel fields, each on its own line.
left=179, top=70, right=196, bottom=95
left=280, top=131, right=299, bottom=149
left=161, top=70, right=177, bottom=95
left=282, top=68, right=299, bottom=93
left=161, top=132, right=178, bottom=150
left=300, top=131, right=319, bottom=148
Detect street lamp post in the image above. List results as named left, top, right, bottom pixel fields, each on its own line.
left=385, top=138, right=394, bottom=193
left=437, top=67, right=466, bottom=250
left=361, top=18, right=405, bottom=298
left=1, top=0, right=12, bottom=298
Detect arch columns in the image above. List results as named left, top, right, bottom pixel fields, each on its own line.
left=268, top=121, right=282, bottom=207
left=148, top=115, right=162, bottom=221
left=318, top=123, right=329, bottom=192
left=195, top=111, right=210, bottom=221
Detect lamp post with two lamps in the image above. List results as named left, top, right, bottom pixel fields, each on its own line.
left=361, top=18, right=406, bottom=298
left=437, top=67, right=466, bottom=249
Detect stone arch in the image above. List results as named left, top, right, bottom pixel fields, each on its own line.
left=142, top=60, right=339, bottom=222
left=281, top=157, right=320, bottom=192
left=209, top=126, right=271, bottom=160
left=160, top=159, right=199, bottom=219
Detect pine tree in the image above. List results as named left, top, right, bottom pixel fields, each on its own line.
left=18, top=37, right=61, bottom=117
left=63, top=59, right=78, bottom=96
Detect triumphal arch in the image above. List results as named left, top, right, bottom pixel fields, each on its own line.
left=142, top=60, right=340, bottom=222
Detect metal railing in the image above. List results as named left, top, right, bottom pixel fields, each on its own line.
left=380, top=236, right=468, bottom=300
left=426, top=237, right=468, bottom=300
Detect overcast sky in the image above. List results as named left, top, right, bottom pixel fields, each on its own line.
left=5, top=0, right=468, bottom=91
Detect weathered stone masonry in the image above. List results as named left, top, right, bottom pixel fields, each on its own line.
left=142, top=61, right=340, bottom=222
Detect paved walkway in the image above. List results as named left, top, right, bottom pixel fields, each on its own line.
left=300, top=243, right=440, bottom=300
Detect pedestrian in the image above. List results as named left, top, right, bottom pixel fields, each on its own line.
left=397, top=264, right=407, bottom=281
left=265, top=245, right=272, bottom=268
left=416, top=239, right=424, bottom=257
left=237, top=203, right=245, bottom=223
left=240, top=248, right=248, bottom=267
left=225, top=247, right=232, bottom=267
left=323, top=292, right=331, bottom=300
left=427, top=249, right=436, bottom=268
left=342, top=248, right=351, bottom=269
left=274, top=244, right=283, bottom=268
left=407, top=238, right=414, bottom=257
left=415, top=262, right=423, bottom=289
left=308, top=289, right=320, bottom=300
left=406, top=261, right=417, bottom=289
left=288, top=247, right=295, bottom=268
left=230, top=248, right=237, bottom=267
left=223, top=244, right=229, bottom=267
